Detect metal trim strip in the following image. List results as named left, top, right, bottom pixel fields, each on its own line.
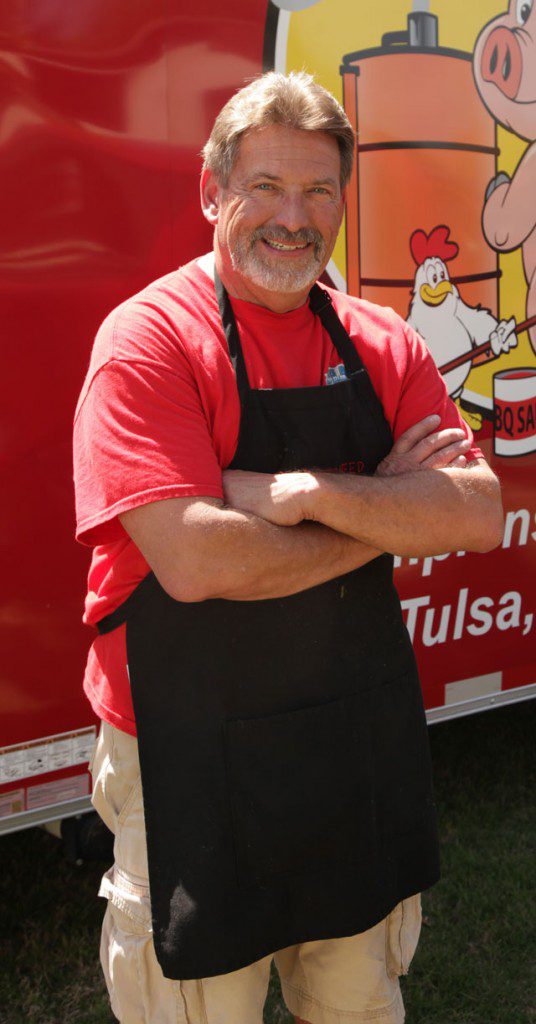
left=426, top=683, right=536, bottom=725
left=0, top=795, right=92, bottom=837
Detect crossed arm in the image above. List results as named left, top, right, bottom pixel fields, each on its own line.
left=119, top=416, right=503, bottom=603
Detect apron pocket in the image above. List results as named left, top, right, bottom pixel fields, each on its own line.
left=223, top=691, right=375, bottom=889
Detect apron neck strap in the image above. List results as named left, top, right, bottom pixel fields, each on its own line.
left=214, top=270, right=365, bottom=393
left=308, top=284, right=364, bottom=376
left=214, top=268, right=250, bottom=397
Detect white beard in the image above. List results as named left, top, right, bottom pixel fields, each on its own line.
left=230, top=233, right=326, bottom=294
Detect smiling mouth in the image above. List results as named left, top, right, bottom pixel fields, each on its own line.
left=261, top=238, right=311, bottom=253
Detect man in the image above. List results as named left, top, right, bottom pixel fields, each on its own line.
left=74, top=71, right=503, bottom=1024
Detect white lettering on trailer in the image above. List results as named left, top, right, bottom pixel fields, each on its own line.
left=453, top=587, right=468, bottom=640
left=400, top=594, right=431, bottom=642
left=422, top=602, right=451, bottom=646
left=401, top=588, right=534, bottom=647
left=502, top=507, right=536, bottom=548
left=466, top=595, right=494, bottom=637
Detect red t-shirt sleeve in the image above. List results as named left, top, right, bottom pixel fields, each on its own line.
left=391, top=321, right=483, bottom=461
left=74, top=356, right=224, bottom=546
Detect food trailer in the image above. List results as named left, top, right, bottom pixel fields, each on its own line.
left=1, top=0, right=534, bottom=837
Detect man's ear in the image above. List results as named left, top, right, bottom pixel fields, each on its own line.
left=200, top=168, right=221, bottom=225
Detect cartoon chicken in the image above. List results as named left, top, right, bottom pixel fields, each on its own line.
left=407, top=225, right=517, bottom=429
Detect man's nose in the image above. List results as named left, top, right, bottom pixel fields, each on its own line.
left=272, top=193, right=309, bottom=233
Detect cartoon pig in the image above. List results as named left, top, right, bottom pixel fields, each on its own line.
left=473, top=0, right=536, bottom=351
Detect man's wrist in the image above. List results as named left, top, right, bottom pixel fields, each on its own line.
left=293, top=471, right=326, bottom=521
left=299, top=470, right=352, bottom=522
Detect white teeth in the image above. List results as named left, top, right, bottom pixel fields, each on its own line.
left=265, top=239, right=307, bottom=250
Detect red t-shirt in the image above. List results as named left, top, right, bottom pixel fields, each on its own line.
left=74, top=258, right=482, bottom=735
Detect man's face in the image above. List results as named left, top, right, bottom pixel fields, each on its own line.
left=202, top=124, right=345, bottom=308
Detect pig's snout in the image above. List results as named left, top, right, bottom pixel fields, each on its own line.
left=481, top=27, right=522, bottom=100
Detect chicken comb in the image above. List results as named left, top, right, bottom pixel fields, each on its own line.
left=410, top=225, right=459, bottom=265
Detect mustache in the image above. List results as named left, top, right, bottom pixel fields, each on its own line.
left=251, top=225, right=324, bottom=255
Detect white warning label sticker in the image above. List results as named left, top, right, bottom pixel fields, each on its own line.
left=0, top=788, right=25, bottom=818
left=26, top=774, right=89, bottom=811
left=0, top=726, right=96, bottom=785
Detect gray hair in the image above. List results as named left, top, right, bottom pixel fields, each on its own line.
left=202, top=71, right=355, bottom=191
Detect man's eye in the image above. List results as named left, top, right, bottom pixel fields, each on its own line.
left=255, top=183, right=274, bottom=191
left=310, top=187, right=329, bottom=195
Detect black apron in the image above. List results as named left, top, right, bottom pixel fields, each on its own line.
left=97, top=275, right=440, bottom=980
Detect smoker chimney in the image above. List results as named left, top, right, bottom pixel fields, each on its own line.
left=381, top=4, right=439, bottom=49
left=408, top=9, right=438, bottom=47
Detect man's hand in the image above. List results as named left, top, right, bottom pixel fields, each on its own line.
left=222, top=414, right=472, bottom=522
left=375, top=414, right=470, bottom=477
left=223, top=470, right=315, bottom=527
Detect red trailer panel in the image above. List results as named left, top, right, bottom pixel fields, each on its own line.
left=1, top=0, right=534, bottom=834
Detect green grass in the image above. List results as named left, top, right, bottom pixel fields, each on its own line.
left=1, top=700, right=534, bottom=1024
left=400, top=701, right=536, bottom=1024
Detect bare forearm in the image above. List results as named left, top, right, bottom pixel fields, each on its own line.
left=120, top=499, right=381, bottom=603
left=219, top=420, right=501, bottom=558
left=306, top=464, right=503, bottom=556
left=195, top=509, right=380, bottom=600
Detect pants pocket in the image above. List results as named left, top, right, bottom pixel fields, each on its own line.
left=91, top=723, right=141, bottom=828
left=385, top=894, right=422, bottom=979
left=99, top=869, right=184, bottom=1024
left=91, top=723, right=148, bottom=879
left=223, top=690, right=375, bottom=888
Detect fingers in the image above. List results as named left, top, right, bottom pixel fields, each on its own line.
left=421, top=438, right=471, bottom=469
left=383, top=417, right=470, bottom=476
left=392, top=414, right=441, bottom=455
left=410, top=427, right=468, bottom=463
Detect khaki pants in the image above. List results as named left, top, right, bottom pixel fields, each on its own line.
left=91, top=721, right=421, bottom=1024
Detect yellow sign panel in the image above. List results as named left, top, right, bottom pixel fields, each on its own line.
left=275, top=1, right=535, bottom=438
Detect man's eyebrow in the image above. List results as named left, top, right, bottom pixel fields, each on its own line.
left=244, top=172, right=338, bottom=187
left=309, top=177, right=338, bottom=188
left=245, top=172, right=281, bottom=182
